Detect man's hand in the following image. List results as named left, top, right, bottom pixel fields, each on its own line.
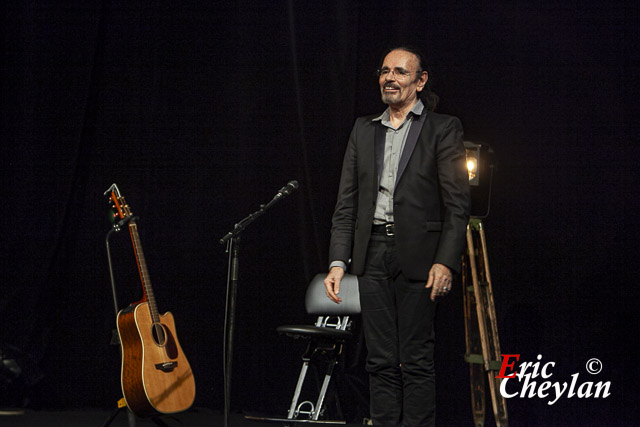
left=324, top=266, right=344, bottom=304
left=426, top=263, right=452, bottom=301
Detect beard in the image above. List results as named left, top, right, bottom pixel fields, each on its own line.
left=381, top=90, right=400, bottom=105
left=381, top=92, right=395, bottom=105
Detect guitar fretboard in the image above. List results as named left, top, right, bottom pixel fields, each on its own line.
left=129, top=222, right=161, bottom=326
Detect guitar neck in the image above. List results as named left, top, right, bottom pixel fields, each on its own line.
left=128, top=221, right=161, bottom=324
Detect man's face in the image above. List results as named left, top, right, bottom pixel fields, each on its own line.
left=379, top=49, right=428, bottom=109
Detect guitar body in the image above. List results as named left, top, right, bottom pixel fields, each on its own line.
left=117, top=302, right=196, bottom=417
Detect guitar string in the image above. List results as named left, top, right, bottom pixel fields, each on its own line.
left=130, top=222, right=164, bottom=343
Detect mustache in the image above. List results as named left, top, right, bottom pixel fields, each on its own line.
left=383, top=83, right=400, bottom=90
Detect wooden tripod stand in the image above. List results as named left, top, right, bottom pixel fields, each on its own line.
left=462, top=218, right=508, bottom=427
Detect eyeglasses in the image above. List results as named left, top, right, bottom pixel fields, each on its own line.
left=376, top=67, right=422, bottom=80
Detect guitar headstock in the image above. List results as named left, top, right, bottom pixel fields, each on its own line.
left=105, top=183, right=134, bottom=226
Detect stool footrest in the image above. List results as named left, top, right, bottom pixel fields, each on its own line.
left=245, top=415, right=346, bottom=424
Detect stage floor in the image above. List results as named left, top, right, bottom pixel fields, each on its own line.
left=0, top=407, right=366, bottom=426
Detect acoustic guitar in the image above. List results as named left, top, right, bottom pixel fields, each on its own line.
left=107, top=184, right=196, bottom=417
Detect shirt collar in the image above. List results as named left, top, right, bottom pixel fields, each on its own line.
left=372, top=99, right=425, bottom=122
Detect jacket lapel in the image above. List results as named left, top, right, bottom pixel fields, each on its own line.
left=396, top=111, right=427, bottom=185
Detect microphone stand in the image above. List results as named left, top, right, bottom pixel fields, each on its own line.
left=219, top=184, right=297, bottom=427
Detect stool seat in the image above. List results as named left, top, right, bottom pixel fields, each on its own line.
left=277, top=325, right=353, bottom=341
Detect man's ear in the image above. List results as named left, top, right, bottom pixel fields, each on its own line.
left=417, top=71, right=429, bottom=92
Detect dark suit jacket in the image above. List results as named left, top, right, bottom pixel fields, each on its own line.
left=329, top=108, right=471, bottom=280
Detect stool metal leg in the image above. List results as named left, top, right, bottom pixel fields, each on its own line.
left=287, top=359, right=311, bottom=419
left=312, top=361, right=336, bottom=421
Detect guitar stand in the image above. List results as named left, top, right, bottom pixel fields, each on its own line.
left=103, top=225, right=138, bottom=427
left=462, top=218, right=508, bottom=427
left=101, top=404, right=137, bottom=427
left=101, top=406, right=170, bottom=427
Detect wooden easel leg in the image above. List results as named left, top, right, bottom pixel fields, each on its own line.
left=476, top=224, right=508, bottom=427
left=463, top=220, right=509, bottom=427
left=464, top=225, right=487, bottom=427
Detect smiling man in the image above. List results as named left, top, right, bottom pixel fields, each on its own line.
left=324, top=46, right=470, bottom=426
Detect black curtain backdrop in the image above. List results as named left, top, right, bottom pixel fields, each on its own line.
left=2, top=1, right=639, bottom=425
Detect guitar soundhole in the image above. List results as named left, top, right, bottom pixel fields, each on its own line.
left=150, top=324, right=179, bottom=359
left=151, top=323, right=166, bottom=346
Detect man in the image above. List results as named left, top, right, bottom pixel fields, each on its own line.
left=324, top=46, right=470, bottom=426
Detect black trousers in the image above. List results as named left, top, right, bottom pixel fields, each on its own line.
left=358, top=231, right=437, bottom=427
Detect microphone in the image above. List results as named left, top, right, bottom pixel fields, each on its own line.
left=274, top=180, right=299, bottom=199
left=219, top=180, right=300, bottom=244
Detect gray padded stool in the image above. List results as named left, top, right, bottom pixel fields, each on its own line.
left=276, top=273, right=360, bottom=424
